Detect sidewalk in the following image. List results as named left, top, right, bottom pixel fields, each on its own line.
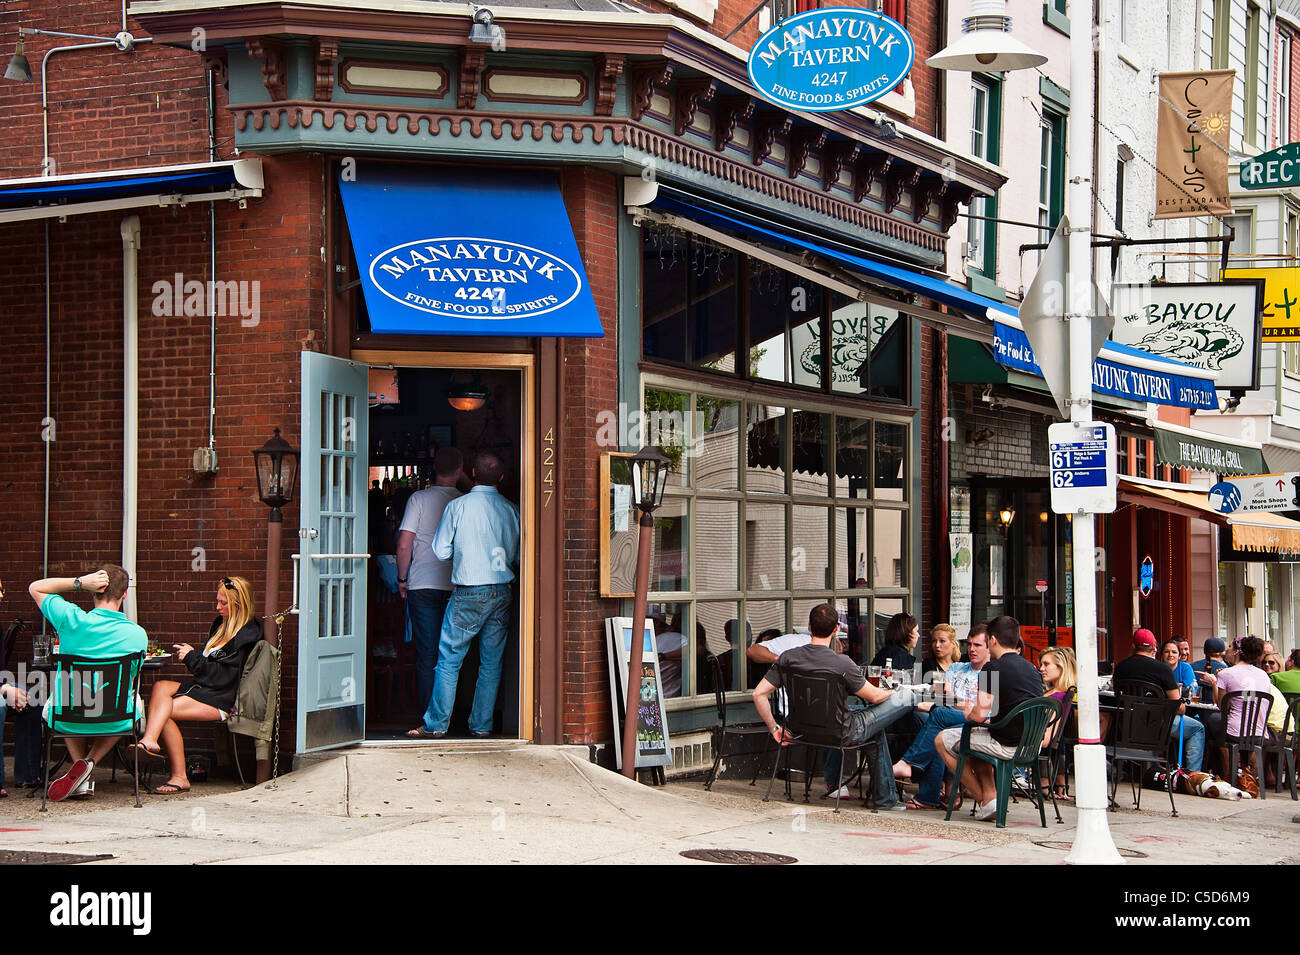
left=2, top=743, right=1296, bottom=865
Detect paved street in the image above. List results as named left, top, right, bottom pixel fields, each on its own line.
left=3, top=743, right=1296, bottom=865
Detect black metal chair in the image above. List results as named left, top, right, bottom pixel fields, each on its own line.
left=1108, top=689, right=1180, bottom=816
left=703, top=653, right=774, bottom=791
left=944, top=697, right=1061, bottom=828
left=1219, top=690, right=1273, bottom=800
left=41, top=652, right=144, bottom=810
left=1262, top=694, right=1300, bottom=800
left=762, top=664, right=879, bottom=814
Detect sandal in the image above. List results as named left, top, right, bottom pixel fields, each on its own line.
left=128, top=742, right=165, bottom=760
left=940, top=787, right=964, bottom=812
left=906, top=796, right=942, bottom=810
left=150, top=782, right=190, bottom=795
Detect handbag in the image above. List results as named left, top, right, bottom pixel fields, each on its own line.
left=1234, top=764, right=1260, bottom=799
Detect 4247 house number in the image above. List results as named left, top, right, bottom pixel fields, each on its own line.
left=810, top=71, right=849, bottom=86
left=542, top=427, right=555, bottom=507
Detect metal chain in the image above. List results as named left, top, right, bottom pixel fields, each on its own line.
left=266, top=610, right=287, bottom=789
left=1094, top=116, right=1231, bottom=227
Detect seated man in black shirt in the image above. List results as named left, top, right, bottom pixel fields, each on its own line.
left=1111, top=627, right=1204, bottom=771
left=935, top=615, right=1044, bottom=821
left=752, top=603, right=919, bottom=811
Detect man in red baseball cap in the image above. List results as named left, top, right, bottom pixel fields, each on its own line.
left=1113, top=627, right=1205, bottom=771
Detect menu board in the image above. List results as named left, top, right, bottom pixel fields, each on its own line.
left=604, top=617, right=673, bottom=770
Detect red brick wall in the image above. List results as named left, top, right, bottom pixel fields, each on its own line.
left=558, top=168, right=621, bottom=744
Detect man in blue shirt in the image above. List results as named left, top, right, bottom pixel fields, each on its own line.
left=408, top=451, right=520, bottom=739
left=29, top=566, right=148, bottom=801
left=1191, top=637, right=1229, bottom=703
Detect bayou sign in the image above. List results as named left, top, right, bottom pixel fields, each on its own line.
left=1110, top=281, right=1264, bottom=392
left=747, top=7, right=914, bottom=112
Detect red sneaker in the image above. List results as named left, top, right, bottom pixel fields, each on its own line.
left=48, top=759, right=93, bottom=803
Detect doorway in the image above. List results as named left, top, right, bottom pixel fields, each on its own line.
left=356, top=355, right=532, bottom=740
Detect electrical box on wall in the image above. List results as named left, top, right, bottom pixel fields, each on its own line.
left=1244, top=585, right=1255, bottom=609
left=192, top=446, right=218, bottom=476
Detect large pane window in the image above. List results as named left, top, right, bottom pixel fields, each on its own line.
left=641, top=230, right=907, bottom=403
left=644, top=386, right=911, bottom=702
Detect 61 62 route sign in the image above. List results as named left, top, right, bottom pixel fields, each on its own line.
left=747, top=7, right=915, bottom=112
left=1049, top=421, right=1118, bottom=514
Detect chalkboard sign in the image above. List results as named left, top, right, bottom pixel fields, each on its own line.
left=600, top=453, right=638, bottom=597
left=604, top=617, right=673, bottom=770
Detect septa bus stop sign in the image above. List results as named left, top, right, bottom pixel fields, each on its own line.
left=1049, top=421, right=1118, bottom=514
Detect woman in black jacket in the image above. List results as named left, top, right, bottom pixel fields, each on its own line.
left=131, top=576, right=262, bottom=794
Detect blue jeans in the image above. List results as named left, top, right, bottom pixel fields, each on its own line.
left=823, top=689, right=917, bottom=807
left=900, top=705, right=968, bottom=805
left=422, top=583, right=512, bottom=735
left=1173, top=714, right=1206, bottom=772
left=406, top=588, right=451, bottom=714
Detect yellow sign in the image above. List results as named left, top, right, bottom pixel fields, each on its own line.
left=1221, top=267, right=1300, bottom=341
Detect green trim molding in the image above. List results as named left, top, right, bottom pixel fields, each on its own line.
left=1043, top=1, right=1070, bottom=36
left=1039, top=76, right=1070, bottom=112
left=967, top=273, right=1007, bottom=302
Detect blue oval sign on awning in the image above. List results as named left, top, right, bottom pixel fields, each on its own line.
left=747, top=7, right=914, bottom=112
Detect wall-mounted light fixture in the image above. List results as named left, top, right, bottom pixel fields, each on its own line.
left=998, top=505, right=1016, bottom=529
left=469, top=7, right=505, bottom=45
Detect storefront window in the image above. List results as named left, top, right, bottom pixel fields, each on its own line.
left=644, top=380, right=911, bottom=701
left=641, top=230, right=908, bottom=402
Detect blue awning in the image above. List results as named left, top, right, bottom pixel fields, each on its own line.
left=650, top=190, right=1007, bottom=321
left=0, top=160, right=263, bottom=224
left=338, top=165, right=604, bottom=337
left=993, top=321, right=1219, bottom=410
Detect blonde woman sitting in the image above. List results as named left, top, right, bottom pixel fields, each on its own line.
left=132, top=576, right=262, bottom=794
left=1037, top=646, right=1077, bottom=799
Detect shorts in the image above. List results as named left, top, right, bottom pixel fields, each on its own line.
left=940, top=724, right=1017, bottom=761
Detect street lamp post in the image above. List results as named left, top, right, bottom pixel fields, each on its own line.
left=622, top=447, right=669, bottom=780
left=252, top=427, right=299, bottom=782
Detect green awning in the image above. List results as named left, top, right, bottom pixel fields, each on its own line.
left=1153, top=427, right=1266, bottom=476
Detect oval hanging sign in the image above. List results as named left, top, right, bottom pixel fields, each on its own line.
left=747, top=7, right=914, bottom=113
left=1139, top=555, right=1154, bottom=599
left=368, top=236, right=585, bottom=321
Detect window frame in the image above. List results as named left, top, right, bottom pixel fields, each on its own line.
left=968, top=74, right=1002, bottom=281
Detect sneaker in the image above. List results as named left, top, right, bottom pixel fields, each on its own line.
left=826, top=786, right=852, bottom=799
left=69, top=778, right=94, bottom=799
left=974, top=800, right=998, bottom=822
left=880, top=802, right=909, bottom=812
left=48, top=759, right=94, bottom=803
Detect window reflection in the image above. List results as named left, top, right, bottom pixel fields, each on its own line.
left=696, top=397, right=739, bottom=490
left=875, top=421, right=907, bottom=501
left=792, top=410, right=830, bottom=496
left=697, top=601, right=740, bottom=694
left=650, top=602, right=689, bottom=699
left=835, top=416, right=872, bottom=498
left=746, top=404, right=786, bottom=492
left=651, top=497, right=689, bottom=592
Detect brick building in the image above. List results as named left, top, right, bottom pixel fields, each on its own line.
left=0, top=0, right=1011, bottom=772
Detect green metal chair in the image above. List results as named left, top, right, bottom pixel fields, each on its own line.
left=943, top=696, right=1061, bottom=829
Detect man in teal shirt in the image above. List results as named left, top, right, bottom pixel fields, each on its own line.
left=29, top=565, right=148, bottom=801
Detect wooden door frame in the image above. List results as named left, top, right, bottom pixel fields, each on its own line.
left=351, top=348, right=537, bottom=742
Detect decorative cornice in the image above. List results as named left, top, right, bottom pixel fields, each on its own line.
left=913, top=174, right=949, bottom=225
left=788, top=128, right=826, bottom=180
left=885, top=165, right=921, bottom=214
left=853, top=154, right=891, bottom=204
left=245, top=38, right=286, bottom=101
left=629, top=60, right=674, bottom=121
left=941, top=185, right=974, bottom=232
left=227, top=102, right=945, bottom=256
left=625, top=124, right=942, bottom=255
left=713, top=95, right=755, bottom=153
left=822, top=142, right=860, bottom=192
left=202, top=51, right=228, bottom=91
left=129, top=3, right=1005, bottom=196
left=752, top=112, right=792, bottom=167
left=458, top=47, right=487, bottom=110
left=594, top=54, right=626, bottom=117
left=315, top=39, right=338, bottom=101
left=674, top=78, right=716, bottom=137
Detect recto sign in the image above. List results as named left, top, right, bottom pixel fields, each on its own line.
left=747, top=7, right=914, bottom=113
left=1049, top=421, right=1117, bottom=515
left=1110, top=281, right=1264, bottom=392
